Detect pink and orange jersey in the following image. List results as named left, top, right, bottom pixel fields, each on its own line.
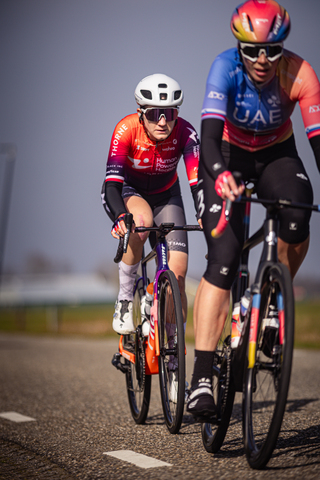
left=105, top=114, right=199, bottom=195
left=201, top=48, right=320, bottom=152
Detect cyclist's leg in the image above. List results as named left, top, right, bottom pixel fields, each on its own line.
left=152, top=181, right=189, bottom=322
left=188, top=163, right=244, bottom=418
left=112, top=187, right=153, bottom=334
left=277, top=236, right=310, bottom=279
left=256, top=143, right=313, bottom=279
left=193, top=278, right=230, bottom=351
left=123, top=192, right=153, bottom=264
left=167, top=251, right=188, bottom=321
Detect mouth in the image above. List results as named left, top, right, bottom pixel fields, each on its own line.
left=254, top=68, right=269, bottom=77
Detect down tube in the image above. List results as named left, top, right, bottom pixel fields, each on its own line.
left=248, top=293, right=261, bottom=369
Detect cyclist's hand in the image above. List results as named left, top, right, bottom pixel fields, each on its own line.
left=111, top=213, right=128, bottom=239
left=215, top=171, right=244, bottom=201
left=198, top=217, right=203, bottom=229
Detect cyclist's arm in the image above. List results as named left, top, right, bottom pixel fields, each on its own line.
left=309, top=135, right=320, bottom=173
left=200, top=117, right=226, bottom=180
left=201, top=118, right=243, bottom=200
left=180, top=120, right=201, bottom=216
left=102, top=179, right=126, bottom=220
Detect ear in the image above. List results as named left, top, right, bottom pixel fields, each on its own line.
left=137, top=108, right=143, bottom=123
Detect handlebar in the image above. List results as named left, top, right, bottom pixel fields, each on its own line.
left=211, top=172, right=320, bottom=238
left=113, top=220, right=202, bottom=263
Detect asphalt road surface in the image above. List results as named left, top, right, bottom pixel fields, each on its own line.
left=0, top=333, right=319, bottom=479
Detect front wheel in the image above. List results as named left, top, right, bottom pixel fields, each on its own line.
left=158, top=270, right=185, bottom=434
left=243, top=264, right=294, bottom=469
left=125, top=277, right=151, bottom=424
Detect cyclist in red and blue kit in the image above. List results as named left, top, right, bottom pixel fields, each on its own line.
left=101, top=74, right=200, bottom=342
left=187, top=0, right=320, bottom=420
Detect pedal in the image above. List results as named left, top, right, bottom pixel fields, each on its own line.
left=111, top=353, right=129, bottom=374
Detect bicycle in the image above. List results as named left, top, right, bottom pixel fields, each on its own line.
left=201, top=173, right=320, bottom=469
left=111, top=213, right=201, bottom=434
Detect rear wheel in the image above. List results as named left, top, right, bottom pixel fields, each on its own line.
left=158, top=270, right=185, bottom=434
left=201, top=304, right=235, bottom=453
left=243, top=264, right=294, bottom=469
left=125, top=278, right=151, bottom=424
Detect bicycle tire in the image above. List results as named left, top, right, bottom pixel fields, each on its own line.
left=158, top=270, right=185, bottom=434
left=125, top=277, right=151, bottom=424
left=243, top=263, right=294, bottom=469
left=201, top=304, right=235, bottom=453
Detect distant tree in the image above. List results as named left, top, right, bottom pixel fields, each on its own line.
left=24, top=252, right=72, bottom=275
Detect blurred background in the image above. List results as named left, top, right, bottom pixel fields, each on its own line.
left=1, top=0, right=320, bottom=343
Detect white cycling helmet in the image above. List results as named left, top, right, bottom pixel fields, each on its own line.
left=134, top=74, right=184, bottom=107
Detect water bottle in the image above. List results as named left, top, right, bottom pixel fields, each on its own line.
left=231, top=302, right=241, bottom=349
left=145, top=282, right=154, bottom=320
left=240, top=288, right=251, bottom=320
left=141, top=282, right=153, bottom=337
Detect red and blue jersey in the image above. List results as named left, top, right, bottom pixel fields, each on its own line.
left=104, top=114, right=199, bottom=194
left=201, top=48, right=320, bottom=152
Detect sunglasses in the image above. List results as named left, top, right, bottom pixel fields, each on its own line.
left=240, top=42, right=283, bottom=62
left=140, top=107, right=179, bottom=123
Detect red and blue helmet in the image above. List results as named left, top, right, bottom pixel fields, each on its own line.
left=231, top=0, right=290, bottom=43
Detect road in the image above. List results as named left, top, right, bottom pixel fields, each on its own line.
left=0, top=333, right=319, bottom=479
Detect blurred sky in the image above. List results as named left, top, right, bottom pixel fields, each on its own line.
left=1, top=0, right=320, bottom=282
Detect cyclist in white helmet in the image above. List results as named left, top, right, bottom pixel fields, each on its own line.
left=101, top=74, right=200, bottom=341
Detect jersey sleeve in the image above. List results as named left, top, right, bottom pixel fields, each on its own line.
left=180, top=120, right=200, bottom=188
left=104, top=116, right=133, bottom=185
left=282, top=54, right=320, bottom=140
left=298, top=63, right=320, bottom=140
left=201, top=50, right=235, bottom=122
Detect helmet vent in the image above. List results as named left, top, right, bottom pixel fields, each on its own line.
left=247, top=15, right=254, bottom=32
left=160, top=93, right=167, bottom=100
left=158, top=83, right=167, bottom=88
left=174, top=90, right=182, bottom=100
left=269, top=16, right=276, bottom=33
left=140, top=89, right=152, bottom=100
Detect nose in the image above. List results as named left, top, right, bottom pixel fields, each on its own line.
left=158, top=115, right=167, bottom=125
left=257, top=52, right=268, bottom=64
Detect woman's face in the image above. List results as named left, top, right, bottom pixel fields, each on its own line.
left=242, top=52, right=280, bottom=85
left=138, top=107, right=176, bottom=142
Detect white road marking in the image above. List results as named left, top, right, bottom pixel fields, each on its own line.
left=0, top=411, right=36, bottom=423
left=104, top=450, right=172, bottom=469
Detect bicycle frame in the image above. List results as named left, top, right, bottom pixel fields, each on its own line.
left=232, top=191, right=286, bottom=390
left=118, top=223, right=174, bottom=376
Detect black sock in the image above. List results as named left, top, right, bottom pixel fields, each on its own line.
left=191, top=349, right=215, bottom=388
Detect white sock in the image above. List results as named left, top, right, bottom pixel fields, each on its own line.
left=117, top=261, right=140, bottom=302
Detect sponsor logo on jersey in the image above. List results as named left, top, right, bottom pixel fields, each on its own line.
left=187, top=127, right=199, bottom=143
left=267, top=95, right=281, bottom=108
left=208, top=91, right=225, bottom=100
left=309, top=104, right=320, bottom=113
left=128, top=156, right=150, bottom=169
left=233, top=107, right=282, bottom=125
left=210, top=204, right=222, bottom=214
left=111, top=123, right=128, bottom=156
left=280, top=69, right=302, bottom=85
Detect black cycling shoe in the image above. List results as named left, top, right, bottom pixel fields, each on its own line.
left=186, top=377, right=217, bottom=422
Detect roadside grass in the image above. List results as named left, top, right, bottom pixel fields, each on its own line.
left=1, top=300, right=320, bottom=349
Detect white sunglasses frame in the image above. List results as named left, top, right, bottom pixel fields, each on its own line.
left=140, top=107, right=179, bottom=123
left=240, top=42, right=283, bottom=63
